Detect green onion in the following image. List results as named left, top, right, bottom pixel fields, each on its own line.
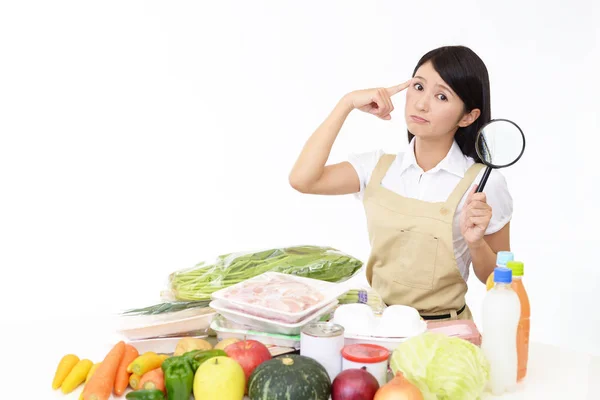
left=166, top=245, right=363, bottom=301
left=121, top=300, right=211, bottom=316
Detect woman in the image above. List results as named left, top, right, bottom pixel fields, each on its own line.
left=289, top=46, right=512, bottom=321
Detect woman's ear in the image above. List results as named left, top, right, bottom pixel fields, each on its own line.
left=458, top=108, right=481, bottom=128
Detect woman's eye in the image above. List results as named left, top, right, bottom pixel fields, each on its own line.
left=414, top=83, right=423, bottom=91
left=437, top=94, right=448, bottom=101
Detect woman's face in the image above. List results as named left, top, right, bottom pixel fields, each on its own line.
left=404, top=61, right=475, bottom=139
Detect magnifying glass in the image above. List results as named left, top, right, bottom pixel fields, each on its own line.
left=475, top=118, right=526, bottom=193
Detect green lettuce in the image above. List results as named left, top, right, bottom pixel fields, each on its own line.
left=390, top=332, right=490, bottom=400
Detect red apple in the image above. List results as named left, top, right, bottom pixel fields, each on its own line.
left=224, top=339, right=272, bottom=386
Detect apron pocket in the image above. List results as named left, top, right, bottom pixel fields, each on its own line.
left=389, top=229, right=439, bottom=290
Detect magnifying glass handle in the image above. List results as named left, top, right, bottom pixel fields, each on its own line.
left=476, top=166, right=492, bottom=193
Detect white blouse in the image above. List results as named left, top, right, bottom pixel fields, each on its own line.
left=348, top=138, right=513, bottom=281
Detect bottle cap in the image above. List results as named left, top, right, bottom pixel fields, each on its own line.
left=341, top=344, right=390, bottom=363
left=493, top=267, right=513, bottom=284
left=496, top=251, right=514, bottom=266
left=506, top=261, right=524, bottom=277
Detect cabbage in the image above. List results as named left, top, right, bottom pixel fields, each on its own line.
left=390, top=332, right=490, bottom=400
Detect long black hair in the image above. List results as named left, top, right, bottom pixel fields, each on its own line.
left=407, top=46, right=491, bottom=163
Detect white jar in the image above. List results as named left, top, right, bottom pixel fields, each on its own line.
left=341, top=344, right=391, bottom=387
left=300, top=322, right=345, bottom=381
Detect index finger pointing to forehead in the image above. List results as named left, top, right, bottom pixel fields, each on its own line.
left=386, top=79, right=412, bottom=95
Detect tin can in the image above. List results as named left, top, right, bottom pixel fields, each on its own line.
left=300, top=322, right=345, bottom=381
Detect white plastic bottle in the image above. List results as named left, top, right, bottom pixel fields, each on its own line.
left=481, top=267, right=521, bottom=395
left=486, top=251, right=514, bottom=290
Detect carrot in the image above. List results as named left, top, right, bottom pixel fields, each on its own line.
left=138, top=367, right=165, bottom=393
left=86, top=363, right=102, bottom=384
left=82, top=341, right=125, bottom=400
left=113, top=344, right=139, bottom=396
left=78, top=363, right=101, bottom=400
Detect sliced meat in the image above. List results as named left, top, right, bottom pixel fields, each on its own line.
left=263, top=298, right=292, bottom=312
left=222, top=274, right=326, bottom=314
left=280, top=297, right=306, bottom=312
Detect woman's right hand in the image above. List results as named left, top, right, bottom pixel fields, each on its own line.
left=343, top=79, right=412, bottom=120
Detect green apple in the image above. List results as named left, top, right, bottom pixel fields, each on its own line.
left=193, top=356, right=245, bottom=400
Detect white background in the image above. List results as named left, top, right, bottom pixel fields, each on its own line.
left=1, top=1, right=599, bottom=392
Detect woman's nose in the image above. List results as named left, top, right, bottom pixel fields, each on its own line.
left=415, top=95, right=429, bottom=112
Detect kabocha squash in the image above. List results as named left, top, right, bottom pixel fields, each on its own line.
left=247, top=354, right=331, bottom=400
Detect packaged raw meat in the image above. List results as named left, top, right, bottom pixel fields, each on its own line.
left=210, top=300, right=338, bottom=336
left=425, top=319, right=482, bottom=346
left=211, top=272, right=349, bottom=323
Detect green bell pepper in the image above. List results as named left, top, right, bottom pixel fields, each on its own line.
left=125, top=389, right=165, bottom=400
left=160, top=355, right=179, bottom=372
left=163, top=358, right=194, bottom=400
left=159, top=349, right=227, bottom=400
left=182, top=349, right=227, bottom=372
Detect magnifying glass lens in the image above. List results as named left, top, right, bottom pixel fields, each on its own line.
left=475, top=119, right=525, bottom=192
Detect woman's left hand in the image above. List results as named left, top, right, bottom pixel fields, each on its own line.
left=460, top=184, right=492, bottom=247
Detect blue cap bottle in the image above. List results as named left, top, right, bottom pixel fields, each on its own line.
left=494, top=267, right=513, bottom=284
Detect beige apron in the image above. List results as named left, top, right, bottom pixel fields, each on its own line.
left=364, top=154, right=484, bottom=321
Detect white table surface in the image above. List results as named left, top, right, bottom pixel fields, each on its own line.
left=14, top=315, right=599, bottom=399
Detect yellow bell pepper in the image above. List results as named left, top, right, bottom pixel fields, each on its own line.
left=127, top=353, right=169, bottom=376
left=129, top=373, right=142, bottom=390
left=52, top=354, right=80, bottom=390
left=61, top=359, right=93, bottom=394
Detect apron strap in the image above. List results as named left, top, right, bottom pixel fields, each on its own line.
left=366, top=154, right=396, bottom=190
left=420, top=304, right=466, bottom=320
left=444, top=163, right=485, bottom=211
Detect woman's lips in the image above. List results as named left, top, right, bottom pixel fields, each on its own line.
left=410, top=115, right=429, bottom=123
